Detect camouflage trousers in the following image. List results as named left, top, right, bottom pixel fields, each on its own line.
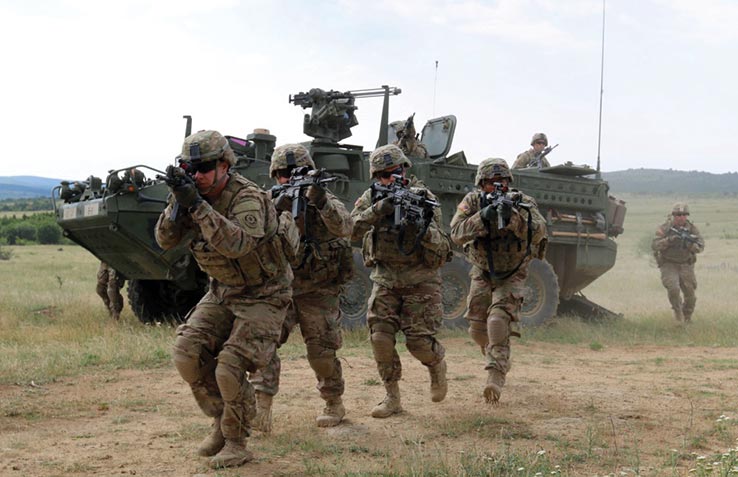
left=465, top=265, right=527, bottom=376
left=172, top=291, right=289, bottom=440
left=96, top=262, right=124, bottom=318
left=367, top=281, right=445, bottom=383
left=251, top=284, right=345, bottom=401
left=659, top=261, right=697, bottom=320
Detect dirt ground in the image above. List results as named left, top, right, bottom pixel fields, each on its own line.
left=2, top=338, right=737, bottom=476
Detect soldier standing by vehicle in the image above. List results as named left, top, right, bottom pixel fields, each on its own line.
left=351, top=144, right=452, bottom=418
left=651, top=203, right=704, bottom=323
left=155, top=130, right=297, bottom=469
left=251, top=144, right=353, bottom=431
left=391, top=115, right=429, bottom=159
left=96, top=261, right=125, bottom=320
left=450, top=158, right=547, bottom=403
left=512, top=133, right=551, bottom=169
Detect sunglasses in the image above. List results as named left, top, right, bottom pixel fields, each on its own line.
left=673, top=213, right=689, bottom=217
left=379, top=166, right=404, bottom=179
left=190, top=160, right=218, bottom=174
left=535, top=141, right=546, bottom=146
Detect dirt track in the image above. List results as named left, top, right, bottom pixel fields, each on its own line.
left=2, top=338, right=737, bottom=476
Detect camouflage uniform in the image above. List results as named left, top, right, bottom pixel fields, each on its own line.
left=250, top=144, right=353, bottom=430
left=96, top=261, right=125, bottom=320
left=390, top=119, right=429, bottom=159
left=450, top=158, right=547, bottom=403
left=651, top=203, right=704, bottom=322
left=155, top=130, right=297, bottom=468
left=351, top=144, right=452, bottom=418
left=512, top=133, right=551, bottom=169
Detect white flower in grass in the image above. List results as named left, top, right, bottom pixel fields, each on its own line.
left=537, top=450, right=546, bottom=456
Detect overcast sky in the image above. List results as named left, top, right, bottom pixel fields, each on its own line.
left=1, top=0, right=736, bottom=181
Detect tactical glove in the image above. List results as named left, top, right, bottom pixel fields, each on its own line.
left=373, top=197, right=395, bottom=216
left=172, top=182, right=201, bottom=209
left=274, top=193, right=293, bottom=212
left=480, top=204, right=498, bottom=223
left=306, top=185, right=327, bottom=208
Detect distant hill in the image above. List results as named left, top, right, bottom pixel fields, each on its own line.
left=602, top=169, right=738, bottom=195
left=2, top=170, right=737, bottom=200
left=0, top=176, right=65, bottom=199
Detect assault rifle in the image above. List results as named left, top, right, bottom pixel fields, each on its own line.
left=481, top=183, right=532, bottom=230
left=529, top=143, right=559, bottom=169
left=397, top=113, right=417, bottom=149
left=371, top=176, right=440, bottom=254
left=270, top=166, right=337, bottom=219
left=669, top=226, right=700, bottom=247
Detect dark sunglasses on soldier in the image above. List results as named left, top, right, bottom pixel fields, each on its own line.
left=276, top=168, right=293, bottom=179
left=379, top=166, right=404, bottom=179
left=190, top=160, right=218, bottom=174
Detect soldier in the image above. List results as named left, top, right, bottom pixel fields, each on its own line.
left=651, top=202, right=705, bottom=322
left=351, top=144, right=452, bottom=418
left=512, top=133, right=550, bottom=169
left=155, top=130, right=297, bottom=469
left=391, top=117, right=429, bottom=159
left=251, top=144, right=353, bottom=431
left=96, top=261, right=125, bottom=320
left=450, top=158, right=547, bottom=403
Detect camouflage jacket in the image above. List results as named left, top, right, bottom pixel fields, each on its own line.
left=651, top=219, right=704, bottom=265
left=350, top=176, right=451, bottom=288
left=292, top=190, right=353, bottom=293
left=155, top=172, right=293, bottom=303
left=450, top=189, right=547, bottom=277
left=512, top=149, right=550, bottom=169
left=394, top=138, right=429, bottom=159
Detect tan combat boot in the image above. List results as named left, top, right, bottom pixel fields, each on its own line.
left=483, top=369, right=505, bottom=404
left=429, top=360, right=448, bottom=402
left=196, top=415, right=225, bottom=457
left=209, top=438, right=254, bottom=468
left=253, top=391, right=273, bottom=433
left=316, top=397, right=345, bottom=427
left=371, top=382, right=402, bottom=418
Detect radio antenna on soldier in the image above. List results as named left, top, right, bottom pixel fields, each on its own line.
left=595, top=0, right=606, bottom=179
left=432, top=60, right=439, bottom=116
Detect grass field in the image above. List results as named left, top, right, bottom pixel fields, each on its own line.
left=1, top=194, right=737, bottom=476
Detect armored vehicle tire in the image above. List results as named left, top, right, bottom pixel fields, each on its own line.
left=340, top=250, right=372, bottom=329
left=128, top=279, right=205, bottom=325
left=440, top=255, right=472, bottom=329
left=520, top=258, right=560, bottom=327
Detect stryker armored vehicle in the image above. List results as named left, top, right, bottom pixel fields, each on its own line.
left=53, top=85, right=626, bottom=328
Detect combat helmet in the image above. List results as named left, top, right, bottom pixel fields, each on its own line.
left=671, top=202, right=690, bottom=216
left=369, top=144, right=412, bottom=176
left=269, top=144, right=315, bottom=178
left=181, top=130, right=236, bottom=166
left=531, top=133, right=548, bottom=146
left=475, top=157, right=513, bottom=186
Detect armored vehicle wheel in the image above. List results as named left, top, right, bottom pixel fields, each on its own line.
left=441, top=255, right=471, bottom=328
left=339, top=250, right=372, bottom=329
left=520, top=258, right=560, bottom=327
left=127, top=279, right=205, bottom=325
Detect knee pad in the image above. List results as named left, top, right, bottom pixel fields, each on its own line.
left=487, top=314, right=509, bottom=347
left=406, top=336, right=442, bottom=366
left=309, top=356, right=336, bottom=379
left=370, top=331, right=396, bottom=362
left=172, top=336, right=202, bottom=384
left=468, top=320, right=488, bottom=348
left=215, top=351, right=245, bottom=402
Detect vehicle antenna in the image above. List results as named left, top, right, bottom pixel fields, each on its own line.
left=595, top=0, right=606, bottom=179
left=432, top=60, right=439, bottom=117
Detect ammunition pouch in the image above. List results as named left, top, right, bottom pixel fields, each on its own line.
left=191, top=236, right=286, bottom=287
left=298, top=238, right=354, bottom=285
